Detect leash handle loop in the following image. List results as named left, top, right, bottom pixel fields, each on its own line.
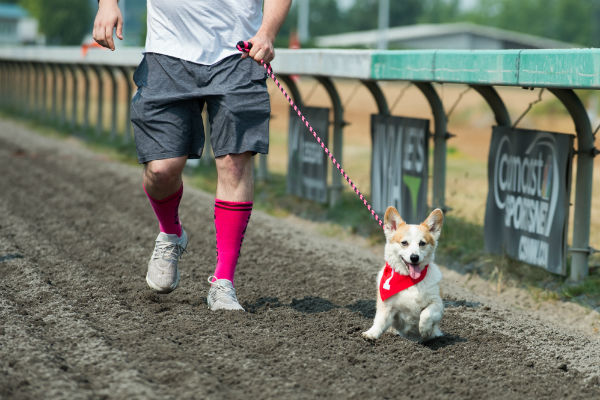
left=236, top=41, right=252, bottom=53
left=236, top=41, right=384, bottom=229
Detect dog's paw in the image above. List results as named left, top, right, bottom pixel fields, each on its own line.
left=420, top=326, right=443, bottom=342
left=432, top=326, right=444, bottom=338
left=419, top=324, right=433, bottom=339
left=361, top=329, right=380, bottom=340
left=388, top=327, right=402, bottom=336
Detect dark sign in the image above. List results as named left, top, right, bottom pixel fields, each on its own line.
left=287, top=107, right=330, bottom=204
left=484, top=126, right=574, bottom=275
left=371, top=115, right=429, bottom=223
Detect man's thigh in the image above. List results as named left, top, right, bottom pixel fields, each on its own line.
left=204, top=56, right=271, bottom=158
left=130, top=53, right=206, bottom=164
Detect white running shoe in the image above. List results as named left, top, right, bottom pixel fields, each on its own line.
left=207, top=276, right=245, bottom=311
left=146, top=229, right=188, bottom=294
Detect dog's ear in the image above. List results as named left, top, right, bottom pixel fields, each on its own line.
left=384, top=206, right=404, bottom=240
left=422, top=208, right=444, bottom=241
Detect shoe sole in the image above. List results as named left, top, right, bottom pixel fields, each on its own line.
left=207, top=299, right=245, bottom=311
left=146, top=269, right=180, bottom=294
left=208, top=304, right=245, bottom=311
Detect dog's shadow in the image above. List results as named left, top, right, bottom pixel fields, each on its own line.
left=421, top=334, right=467, bottom=350
left=246, top=296, right=467, bottom=349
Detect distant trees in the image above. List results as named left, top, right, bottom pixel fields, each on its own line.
left=6, top=0, right=599, bottom=47
left=419, top=0, right=462, bottom=24
left=344, top=0, right=424, bottom=31
left=461, top=0, right=600, bottom=47
left=17, top=0, right=92, bottom=45
left=276, top=0, right=424, bottom=47
left=278, top=0, right=600, bottom=48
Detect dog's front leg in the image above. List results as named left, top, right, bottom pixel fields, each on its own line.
left=362, top=302, right=394, bottom=340
left=418, top=297, right=444, bottom=341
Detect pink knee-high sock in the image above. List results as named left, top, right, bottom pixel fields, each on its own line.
left=213, top=199, right=253, bottom=284
left=144, top=184, right=183, bottom=237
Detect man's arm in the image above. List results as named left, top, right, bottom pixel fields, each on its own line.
left=245, top=0, right=292, bottom=64
left=93, top=0, right=124, bottom=51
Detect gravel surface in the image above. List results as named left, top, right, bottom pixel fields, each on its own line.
left=1, top=118, right=599, bottom=399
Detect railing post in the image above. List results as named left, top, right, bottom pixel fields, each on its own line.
left=79, top=64, right=91, bottom=134
left=8, top=61, right=16, bottom=110
left=549, top=88, right=594, bottom=281
left=11, top=61, right=19, bottom=110
left=17, top=62, right=27, bottom=112
left=414, top=82, right=448, bottom=212
left=361, top=80, right=390, bottom=116
left=57, top=64, right=68, bottom=127
left=30, top=62, right=38, bottom=115
left=24, top=62, right=32, bottom=116
left=66, top=64, right=79, bottom=131
left=1, top=62, right=8, bottom=109
left=315, top=76, right=344, bottom=207
left=279, top=75, right=304, bottom=108
left=263, top=75, right=304, bottom=182
left=118, top=66, right=134, bottom=143
left=471, top=85, right=511, bottom=127
left=0, top=62, right=7, bottom=109
left=10, top=62, right=17, bottom=110
left=50, top=64, right=58, bottom=123
left=105, top=66, right=119, bottom=141
left=34, top=62, right=44, bottom=117
left=40, top=62, right=48, bottom=120
left=90, top=65, right=104, bottom=137
left=3, top=61, right=11, bottom=109
left=26, top=62, right=36, bottom=116
left=13, top=61, right=21, bottom=111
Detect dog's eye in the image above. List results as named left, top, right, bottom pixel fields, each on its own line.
left=401, top=241, right=408, bottom=247
left=419, top=240, right=426, bottom=247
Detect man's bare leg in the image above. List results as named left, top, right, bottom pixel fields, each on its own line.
left=208, top=152, right=254, bottom=310
left=143, top=156, right=188, bottom=293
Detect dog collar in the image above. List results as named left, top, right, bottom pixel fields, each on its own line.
left=379, top=262, right=428, bottom=301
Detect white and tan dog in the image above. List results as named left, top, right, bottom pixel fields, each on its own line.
left=363, top=207, right=444, bottom=342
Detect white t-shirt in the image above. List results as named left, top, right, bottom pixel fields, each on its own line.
left=144, top=0, right=263, bottom=65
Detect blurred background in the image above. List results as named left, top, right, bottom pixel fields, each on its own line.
left=0, top=0, right=599, bottom=48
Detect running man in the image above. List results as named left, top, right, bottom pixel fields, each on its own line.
left=92, top=0, right=291, bottom=310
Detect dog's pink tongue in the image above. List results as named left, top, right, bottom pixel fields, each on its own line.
left=409, top=264, right=422, bottom=279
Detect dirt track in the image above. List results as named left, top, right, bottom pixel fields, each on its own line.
left=1, top=118, right=599, bottom=399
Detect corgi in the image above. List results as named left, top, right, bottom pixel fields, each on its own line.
left=362, top=207, right=444, bottom=342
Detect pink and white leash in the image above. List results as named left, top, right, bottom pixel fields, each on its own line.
left=237, top=41, right=384, bottom=229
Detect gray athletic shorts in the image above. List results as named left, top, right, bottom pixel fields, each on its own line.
left=130, top=52, right=270, bottom=163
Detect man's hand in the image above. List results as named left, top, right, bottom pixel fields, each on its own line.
left=242, top=34, right=275, bottom=64
left=242, top=0, right=291, bottom=64
left=93, top=0, right=123, bottom=51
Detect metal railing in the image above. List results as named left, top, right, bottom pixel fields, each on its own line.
left=0, top=46, right=597, bottom=281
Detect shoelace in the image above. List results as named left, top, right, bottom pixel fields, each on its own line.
left=152, top=240, right=186, bottom=262
left=207, top=276, right=238, bottom=303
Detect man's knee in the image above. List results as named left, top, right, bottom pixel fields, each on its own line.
left=216, top=153, right=253, bottom=182
left=144, top=159, right=185, bottom=187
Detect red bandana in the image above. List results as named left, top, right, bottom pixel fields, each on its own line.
left=379, top=262, right=428, bottom=301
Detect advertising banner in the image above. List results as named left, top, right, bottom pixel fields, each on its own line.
left=287, top=107, right=330, bottom=204
left=371, top=115, right=429, bottom=224
left=484, top=126, right=574, bottom=275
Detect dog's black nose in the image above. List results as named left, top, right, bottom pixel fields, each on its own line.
left=410, top=254, right=419, bottom=263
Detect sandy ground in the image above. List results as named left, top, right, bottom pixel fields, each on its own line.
left=1, top=118, right=600, bottom=399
